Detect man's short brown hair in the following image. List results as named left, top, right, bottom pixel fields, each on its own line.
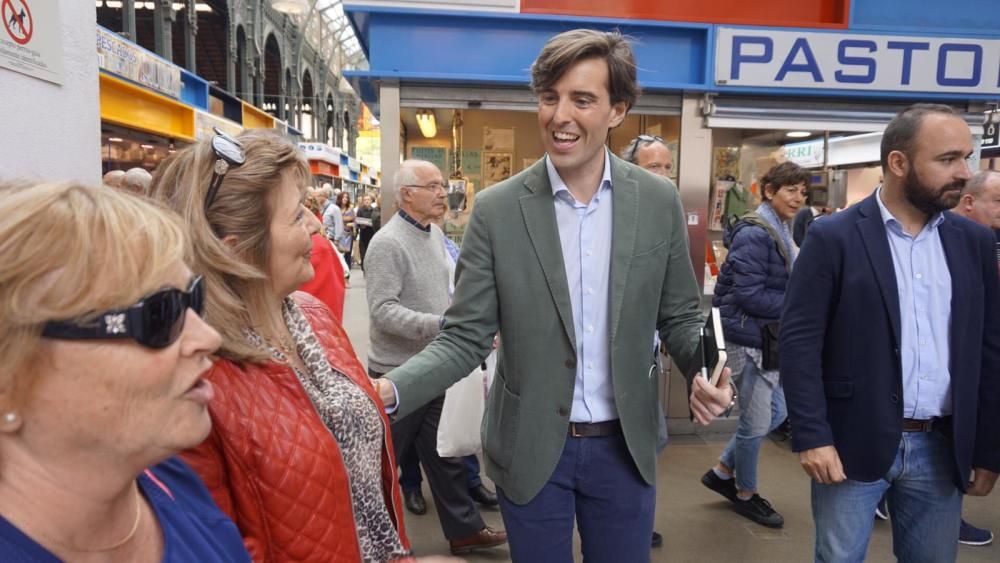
left=880, top=103, right=960, bottom=170
left=530, top=29, right=640, bottom=111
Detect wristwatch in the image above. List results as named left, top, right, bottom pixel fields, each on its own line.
left=722, top=383, right=738, bottom=418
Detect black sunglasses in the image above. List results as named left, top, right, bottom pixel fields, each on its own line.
left=42, top=276, right=205, bottom=349
left=627, top=134, right=666, bottom=163
left=204, top=127, right=246, bottom=211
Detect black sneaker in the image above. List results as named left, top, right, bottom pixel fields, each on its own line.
left=732, top=494, right=784, bottom=528
left=701, top=469, right=738, bottom=502
left=959, top=520, right=994, bottom=546
left=770, top=419, right=792, bottom=442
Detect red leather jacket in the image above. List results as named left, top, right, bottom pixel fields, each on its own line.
left=181, top=292, right=411, bottom=562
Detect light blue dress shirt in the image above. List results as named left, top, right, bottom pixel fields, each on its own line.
left=546, top=151, right=616, bottom=423
left=875, top=188, right=953, bottom=419
left=322, top=203, right=344, bottom=240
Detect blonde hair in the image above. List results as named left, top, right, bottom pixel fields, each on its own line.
left=148, top=129, right=311, bottom=363
left=103, top=169, right=125, bottom=188
left=121, top=167, right=153, bottom=196
left=304, top=189, right=323, bottom=215
left=0, top=180, right=188, bottom=405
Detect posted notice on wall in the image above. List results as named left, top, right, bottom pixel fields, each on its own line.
left=0, top=0, right=63, bottom=85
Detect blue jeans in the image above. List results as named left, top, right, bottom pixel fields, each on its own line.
left=719, top=356, right=786, bottom=493
left=812, top=431, right=962, bottom=563
left=497, top=433, right=655, bottom=563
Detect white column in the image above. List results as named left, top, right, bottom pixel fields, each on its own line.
left=664, top=94, right=720, bottom=433
left=379, top=81, right=402, bottom=218
left=677, top=94, right=713, bottom=290
left=1, top=0, right=100, bottom=183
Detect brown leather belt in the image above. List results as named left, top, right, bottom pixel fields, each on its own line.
left=568, top=419, right=622, bottom=438
left=902, top=416, right=951, bottom=433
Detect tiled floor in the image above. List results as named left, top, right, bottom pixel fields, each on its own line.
left=342, top=269, right=1000, bottom=562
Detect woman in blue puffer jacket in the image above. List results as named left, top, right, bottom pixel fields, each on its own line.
left=700, top=161, right=809, bottom=529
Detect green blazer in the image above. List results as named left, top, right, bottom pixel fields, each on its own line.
left=386, top=153, right=704, bottom=504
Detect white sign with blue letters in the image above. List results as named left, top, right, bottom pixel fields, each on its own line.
left=716, top=27, right=1000, bottom=95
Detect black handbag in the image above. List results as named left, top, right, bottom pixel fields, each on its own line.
left=761, top=322, right=780, bottom=371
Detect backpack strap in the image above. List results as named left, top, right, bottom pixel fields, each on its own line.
left=733, top=211, right=792, bottom=274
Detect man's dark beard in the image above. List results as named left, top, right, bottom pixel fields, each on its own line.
left=903, top=166, right=965, bottom=215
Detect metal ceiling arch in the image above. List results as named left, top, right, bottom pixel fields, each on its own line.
left=287, top=0, right=366, bottom=71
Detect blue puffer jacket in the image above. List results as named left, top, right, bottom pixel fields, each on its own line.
left=712, top=218, right=792, bottom=349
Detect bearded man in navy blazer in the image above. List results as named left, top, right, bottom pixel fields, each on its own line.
left=780, top=104, right=1000, bottom=563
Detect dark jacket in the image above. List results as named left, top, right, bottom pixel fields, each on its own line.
left=792, top=207, right=815, bottom=247
left=358, top=205, right=381, bottom=237
left=780, top=194, right=1000, bottom=490
left=713, top=212, right=792, bottom=349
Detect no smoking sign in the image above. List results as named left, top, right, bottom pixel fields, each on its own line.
left=2, top=0, right=32, bottom=46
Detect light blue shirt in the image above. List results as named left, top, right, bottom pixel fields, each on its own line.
left=547, top=151, right=616, bottom=423
left=875, top=188, right=953, bottom=419
left=322, top=203, right=344, bottom=240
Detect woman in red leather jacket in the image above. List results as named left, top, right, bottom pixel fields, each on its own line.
left=149, top=129, right=430, bottom=563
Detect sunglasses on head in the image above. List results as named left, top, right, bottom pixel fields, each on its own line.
left=628, top=134, right=666, bottom=163
left=42, top=276, right=205, bottom=349
left=204, top=127, right=246, bottom=212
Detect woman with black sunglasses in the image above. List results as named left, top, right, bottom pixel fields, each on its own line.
left=149, top=130, right=437, bottom=563
left=0, top=180, right=250, bottom=562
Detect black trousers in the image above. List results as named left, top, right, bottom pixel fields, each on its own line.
left=359, top=229, right=375, bottom=269
left=370, top=368, right=484, bottom=540
left=342, top=248, right=353, bottom=271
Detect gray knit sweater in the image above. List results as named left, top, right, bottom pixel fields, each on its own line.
left=365, top=213, right=450, bottom=372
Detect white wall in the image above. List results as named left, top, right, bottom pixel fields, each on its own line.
left=0, top=0, right=100, bottom=184
left=846, top=166, right=882, bottom=207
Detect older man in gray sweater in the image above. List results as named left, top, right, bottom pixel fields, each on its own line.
left=365, top=159, right=507, bottom=555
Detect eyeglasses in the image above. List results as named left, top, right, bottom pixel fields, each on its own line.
left=627, top=134, right=665, bottom=164
left=204, top=128, right=246, bottom=211
left=403, top=181, right=448, bottom=193
left=42, top=276, right=205, bottom=349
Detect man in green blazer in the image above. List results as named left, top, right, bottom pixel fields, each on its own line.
left=375, top=29, right=734, bottom=562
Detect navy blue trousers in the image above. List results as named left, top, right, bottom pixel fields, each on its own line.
left=497, top=432, right=655, bottom=563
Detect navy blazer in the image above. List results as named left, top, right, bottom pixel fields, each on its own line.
left=780, top=193, right=1000, bottom=490
left=792, top=207, right=815, bottom=247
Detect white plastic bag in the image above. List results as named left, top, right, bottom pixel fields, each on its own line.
left=335, top=248, right=349, bottom=279
left=483, top=348, right=497, bottom=391
left=437, top=362, right=488, bottom=457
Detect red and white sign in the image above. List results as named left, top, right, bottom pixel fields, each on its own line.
left=0, top=0, right=62, bottom=85
left=2, top=0, right=32, bottom=45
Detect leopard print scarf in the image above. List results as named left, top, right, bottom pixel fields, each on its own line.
left=246, top=299, right=408, bottom=562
